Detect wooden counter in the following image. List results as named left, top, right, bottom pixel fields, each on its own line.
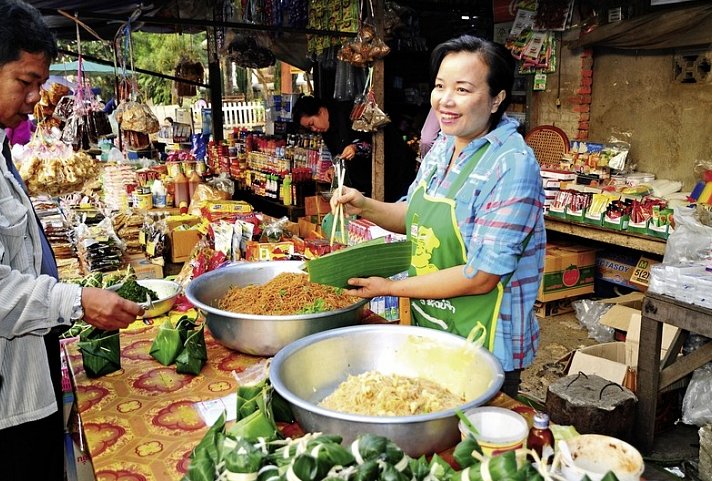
left=545, top=216, right=667, bottom=256
left=635, top=293, right=712, bottom=453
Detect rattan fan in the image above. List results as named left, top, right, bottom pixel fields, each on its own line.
left=525, top=125, right=570, bottom=168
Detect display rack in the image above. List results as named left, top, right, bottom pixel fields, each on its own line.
left=544, top=216, right=667, bottom=256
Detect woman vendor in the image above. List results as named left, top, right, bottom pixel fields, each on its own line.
left=293, top=95, right=417, bottom=202
left=331, top=35, right=546, bottom=397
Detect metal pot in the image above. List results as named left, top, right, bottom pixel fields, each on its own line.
left=269, top=324, right=504, bottom=456
left=185, top=261, right=369, bottom=356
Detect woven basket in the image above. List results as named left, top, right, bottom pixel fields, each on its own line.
left=525, top=125, right=570, bottom=168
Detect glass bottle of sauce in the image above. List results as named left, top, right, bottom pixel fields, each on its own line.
left=527, top=412, right=555, bottom=461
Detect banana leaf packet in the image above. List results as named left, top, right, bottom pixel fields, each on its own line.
left=175, top=322, right=207, bottom=375
left=77, top=326, right=121, bottom=378
left=150, top=316, right=197, bottom=366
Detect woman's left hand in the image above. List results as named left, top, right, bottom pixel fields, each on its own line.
left=340, top=144, right=358, bottom=160
left=344, top=276, right=392, bottom=298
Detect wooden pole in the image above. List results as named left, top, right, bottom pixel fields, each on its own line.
left=371, top=0, right=385, bottom=201
left=207, top=4, right=224, bottom=142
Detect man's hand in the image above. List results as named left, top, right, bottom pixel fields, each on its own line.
left=81, top=287, right=145, bottom=330
left=340, top=144, right=358, bottom=160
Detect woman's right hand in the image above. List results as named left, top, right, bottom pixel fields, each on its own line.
left=331, top=186, right=366, bottom=216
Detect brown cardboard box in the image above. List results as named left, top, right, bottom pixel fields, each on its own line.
left=534, top=296, right=578, bottom=318
left=538, top=242, right=597, bottom=302
left=304, top=195, right=331, bottom=217
left=170, top=229, right=202, bottom=263
left=298, top=217, right=322, bottom=238
left=244, top=241, right=295, bottom=261
left=629, top=256, right=660, bottom=291
left=165, top=214, right=200, bottom=232
left=129, top=256, right=164, bottom=279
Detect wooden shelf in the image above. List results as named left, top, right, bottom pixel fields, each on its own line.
left=544, top=216, right=666, bottom=256
left=236, top=190, right=305, bottom=222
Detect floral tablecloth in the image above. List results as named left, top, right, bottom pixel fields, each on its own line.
left=64, top=311, right=529, bottom=481
left=64, top=311, right=259, bottom=481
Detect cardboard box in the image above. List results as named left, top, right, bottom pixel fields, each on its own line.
left=165, top=214, right=201, bottom=232
left=129, top=256, right=164, bottom=279
left=538, top=242, right=597, bottom=302
left=304, top=195, right=331, bottom=216
left=244, top=241, right=295, bottom=261
left=596, top=251, right=639, bottom=290
left=629, top=256, right=660, bottom=291
left=170, top=229, right=202, bottom=263
left=298, top=217, right=322, bottom=238
left=566, top=294, right=680, bottom=391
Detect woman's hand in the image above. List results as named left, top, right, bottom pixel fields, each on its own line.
left=331, top=185, right=366, bottom=216
left=344, top=276, right=392, bottom=298
left=340, top=144, right=358, bottom=160
left=82, top=287, right=145, bottom=330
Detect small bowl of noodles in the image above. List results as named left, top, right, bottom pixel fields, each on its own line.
left=185, top=261, right=369, bottom=355
left=269, top=324, right=504, bottom=457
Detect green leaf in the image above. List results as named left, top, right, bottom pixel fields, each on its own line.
left=290, top=454, right=320, bottom=481
left=228, top=409, right=279, bottom=441
left=350, top=459, right=380, bottom=481
left=600, top=473, right=620, bottom=481
left=77, top=329, right=121, bottom=378
left=453, top=438, right=482, bottom=469
left=225, top=438, right=265, bottom=474
left=307, top=238, right=412, bottom=289
left=175, top=324, right=207, bottom=375
left=270, top=390, right=295, bottom=423
left=149, top=319, right=184, bottom=366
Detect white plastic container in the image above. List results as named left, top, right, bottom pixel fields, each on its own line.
left=458, top=406, right=529, bottom=457
left=151, top=179, right=167, bottom=208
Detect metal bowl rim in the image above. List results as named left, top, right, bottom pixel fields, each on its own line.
left=269, top=324, right=505, bottom=424
left=185, top=262, right=369, bottom=320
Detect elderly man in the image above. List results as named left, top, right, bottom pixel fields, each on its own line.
left=0, top=2, right=144, bottom=479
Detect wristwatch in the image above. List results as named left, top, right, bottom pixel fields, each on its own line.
left=70, top=287, right=85, bottom=321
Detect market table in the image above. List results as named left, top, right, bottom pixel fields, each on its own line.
left=635, top=292, right=712, bottom=453
left=64, top=313, right=528, bottom=481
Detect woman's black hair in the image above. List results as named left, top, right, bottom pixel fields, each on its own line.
left=0, top=0, right=58, bottom=67
left=430, top=35, right=515, bottom=131
left=291, top=95, right=326, bottom=123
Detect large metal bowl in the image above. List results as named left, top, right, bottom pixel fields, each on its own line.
left=185, top=261, right=369, bottom=356
left=270, top=324, right=504, bottom=456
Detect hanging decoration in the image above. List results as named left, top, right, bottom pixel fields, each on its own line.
left=351, top=67, right=390, bottom=132
left=175, top=55, right=204, bottom=97
left=338, top=0, right=390, bottom=68
left=113, top=16, right=160, bottom=150
left=223, top=0, right=276, bottom=69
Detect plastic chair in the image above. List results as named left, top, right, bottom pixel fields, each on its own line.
left=525, top=125, right=570, bottom=168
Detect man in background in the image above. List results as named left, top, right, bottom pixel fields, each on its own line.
left=0, top=2, right=143, bottom=479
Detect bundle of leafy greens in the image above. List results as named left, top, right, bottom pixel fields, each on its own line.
left=116, top=279, right=158, bottom=303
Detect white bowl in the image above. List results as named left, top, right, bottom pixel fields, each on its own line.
left=560, top=434, right=644, bottom=481
left=110, top=279, right=181, bottom=318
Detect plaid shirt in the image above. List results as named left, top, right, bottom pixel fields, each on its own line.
left=407, top=115, right=546, bottom=370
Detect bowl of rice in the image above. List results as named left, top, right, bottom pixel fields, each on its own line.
left=269, top=324, right=504, bottom=456
left=185, top=261, right=369, bottom=355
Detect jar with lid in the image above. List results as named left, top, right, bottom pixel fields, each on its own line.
left=527, top=412, right=555, bottom=461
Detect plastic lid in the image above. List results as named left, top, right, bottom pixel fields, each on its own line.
left=533, top=412, right=550, bottom=429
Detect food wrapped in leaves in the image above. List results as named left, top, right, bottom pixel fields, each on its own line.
left=149, top=316, right=196, bottom=366
left=224, top=437, right=265, bottom=479
left=175, top=323, right=207, bottom=375
left=77, top=327, right=121, bottom=378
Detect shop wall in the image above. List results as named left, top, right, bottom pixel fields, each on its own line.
left=531, top=31, right=712, bottom=191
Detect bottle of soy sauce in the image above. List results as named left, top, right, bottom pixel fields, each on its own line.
left=527, top=412, right=555, bottom=461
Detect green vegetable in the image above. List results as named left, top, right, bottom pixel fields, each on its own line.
left=116, top=279, right=158, bottom=303
left=298, top=298, right=327, bottom=314
left=452, top=438, right=482, bottom=469
left=306, top=238, right=412, bottom=289
left=456, top=409, right=479, bottom=437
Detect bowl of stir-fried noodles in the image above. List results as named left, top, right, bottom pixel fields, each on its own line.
left=270, top=324, right=504, bottom=456
left=185, top=261, right=369, bottom=355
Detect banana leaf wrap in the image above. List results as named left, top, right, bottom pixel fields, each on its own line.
left=459, top=450, right=519, bottom=481
left=228, top=408, right=280, bottom=441
left=600, top=474, right=620, bottom=481
left=270, top=434, right=348, bottom=468
left=379, top=464, right=409, bottom=481
left=270, top=390, right=295, bottom=424
left=176, top=323, right=207, bottom=375
left=225, top=438, right=266, bottom=480
left=349, top=459, right=380, bottom=481
left=408, top=457, right=433, bottom=481
left=350, top=434, right=408, bottom=468
left=150, top=318, right=187, bottom=366
left=452, top=438, right=483, bottom=469
left=77, top=327, right=121, bottom=378
left=256, top=464, right=281, bottom=481
left=237, top=379, right=269, bottom=421
left=184, top=413, right=226, bottom=481
left=288, top=454, right=327, bottom=481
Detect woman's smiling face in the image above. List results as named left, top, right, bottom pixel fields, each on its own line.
left=431, top=51, right=504, bottom=151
